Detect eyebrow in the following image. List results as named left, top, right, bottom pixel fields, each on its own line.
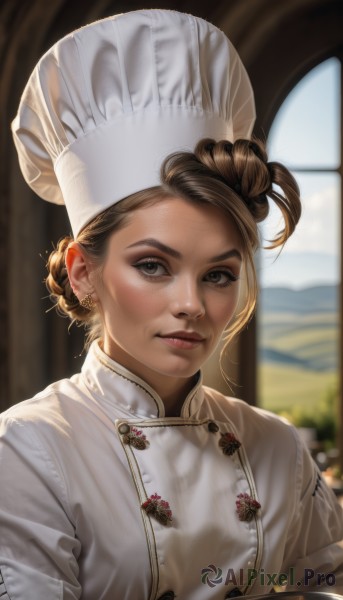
left=210, top=249, right=242, bottom=262
left=127, top=238, right=242, bottom=262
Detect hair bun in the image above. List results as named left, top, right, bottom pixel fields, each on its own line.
left=194, top=137, right=300, bottom=246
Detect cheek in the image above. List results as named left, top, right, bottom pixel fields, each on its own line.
left=207, top=287, right=241, bottom=326
left=101, top=272, right=164, bottom=322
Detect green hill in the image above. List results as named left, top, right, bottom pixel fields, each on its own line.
left=258, top=362, right=337, bottom=413
left=258, top=285, right=339, bottom=417
left=259, top=284, right=337, bottom=314
left=259, top=286, right=338, bottom=372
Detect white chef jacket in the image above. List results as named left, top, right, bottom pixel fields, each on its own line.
left=0, top=340, right=342, bottom=600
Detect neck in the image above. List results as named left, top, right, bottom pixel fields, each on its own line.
left=159, top=375, right=198, bottom=417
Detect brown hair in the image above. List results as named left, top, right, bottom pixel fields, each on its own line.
left=46, top=138, right=301, bottom=352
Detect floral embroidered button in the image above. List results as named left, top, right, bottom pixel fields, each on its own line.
left=236, top=493, right=261, bottom=522
left=118, top=424, right=149, bottom=449
left=123, top=427, right=149, bottom=450
left=219, top=432, right=241, bottom=456
left=142, top=493, right=173, bottom=526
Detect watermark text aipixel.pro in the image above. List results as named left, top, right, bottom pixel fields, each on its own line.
left=201, top=565, right=336, bottom=589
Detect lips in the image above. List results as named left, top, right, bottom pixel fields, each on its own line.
left=158, top=331, right=205, bottom=342
left=157, top=331, right=206, bottom=350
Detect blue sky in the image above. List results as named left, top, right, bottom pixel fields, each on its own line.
left=259, top=58, right=341, bottom=289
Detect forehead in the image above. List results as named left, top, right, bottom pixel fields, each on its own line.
left=111, top=196, right=243, bottom=256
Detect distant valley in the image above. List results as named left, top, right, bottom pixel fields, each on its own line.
left=258, top=284, right=338, bottom=410
left=259, top=284, right=337, bottom=315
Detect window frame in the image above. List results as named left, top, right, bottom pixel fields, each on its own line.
left=236, top=55, right=343, bottom=473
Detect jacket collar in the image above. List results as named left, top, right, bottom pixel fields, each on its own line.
left=81, top=340, right=204, bottom=419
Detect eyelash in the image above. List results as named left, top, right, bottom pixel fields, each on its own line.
left=133, top=259, right=239, bottom=288
left=133, top=259, right=168, bottom=278
left=204, top=270, right=239, bottom=287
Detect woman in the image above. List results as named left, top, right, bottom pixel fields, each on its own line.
left=1, top=9, right=342, bottom=600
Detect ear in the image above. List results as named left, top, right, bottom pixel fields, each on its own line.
left=65, top=242, right=98, bottom=302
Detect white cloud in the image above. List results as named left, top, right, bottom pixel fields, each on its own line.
left=261, top=184, right=339, bottom=257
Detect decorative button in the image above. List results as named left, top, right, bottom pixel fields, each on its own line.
left=118, top=423, right=130, bottom=434
left=236, top=493, right=261, bottom=522
left=122, top=426, right=149, bottom=450
left=142, top=493, right=173, bottom=526
left=225, top=588, right=243, bottom=598
left=219, top=432, right=241, bottom=456
left=157, top=592, right=175, bottom=600
left=208, top=421, right=219, bottom=433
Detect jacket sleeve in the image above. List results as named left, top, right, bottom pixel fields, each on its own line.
left=282, top=427, right=343, bottom=593
left=0, top=414, right=82, bottom=600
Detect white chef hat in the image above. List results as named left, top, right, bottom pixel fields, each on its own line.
left=12, top=9, right=255, bottom=237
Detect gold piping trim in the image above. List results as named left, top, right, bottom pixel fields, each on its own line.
left=119, top=418, right=212, bottom=429
left=96, top=354, right=161, bottom=416
left=235, top=446, right=264, bottom=595
left=186, top=388, right=199, bottom=418
left=117, top=425, right=160, bottom=599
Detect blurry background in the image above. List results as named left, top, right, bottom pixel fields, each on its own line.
left=0, top=0, right=342, bottom=477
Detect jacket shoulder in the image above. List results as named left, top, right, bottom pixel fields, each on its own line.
left=202, top=385, right=298, bottom=449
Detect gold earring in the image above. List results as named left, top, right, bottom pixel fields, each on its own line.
left=80, top=293, right=94, bottom=311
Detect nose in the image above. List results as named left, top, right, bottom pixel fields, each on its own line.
left=170, top=276, right=205, bottom=320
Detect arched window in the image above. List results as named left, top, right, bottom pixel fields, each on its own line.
left=258, top=58, right=341, bottom=478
